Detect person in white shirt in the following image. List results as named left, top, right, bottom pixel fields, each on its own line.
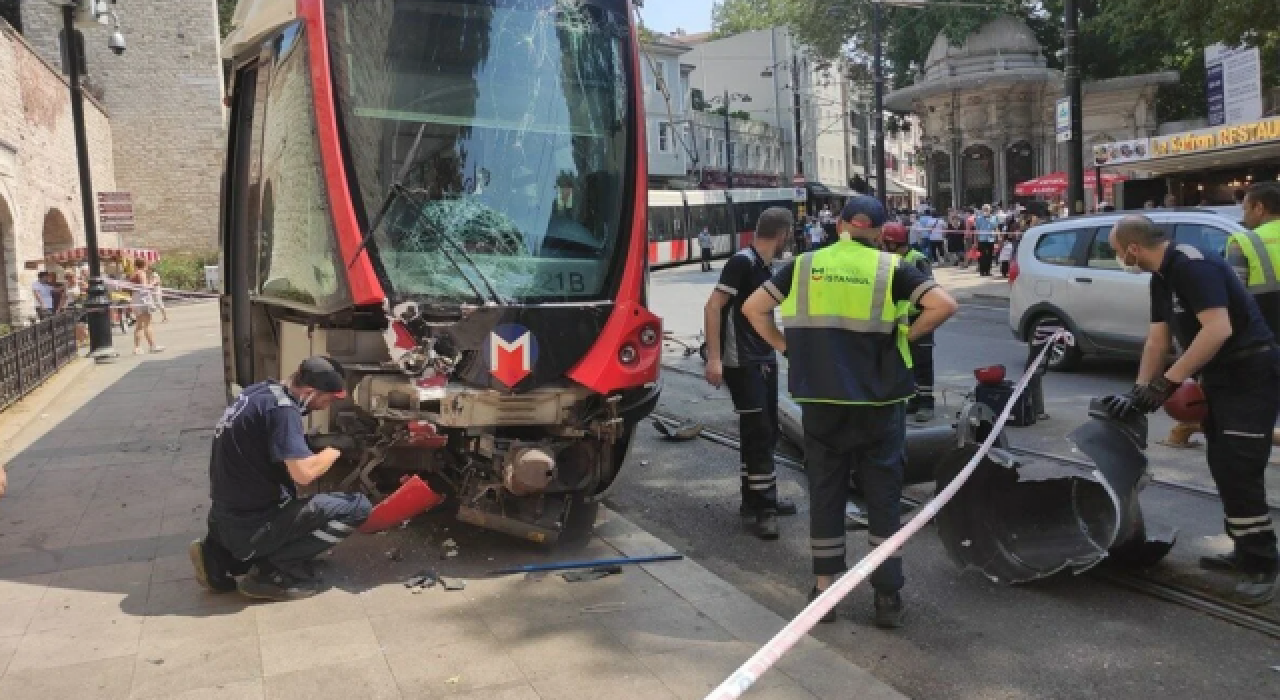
left=807, top=218, right=825, bottom=249
left=31, top=271, right=55, bottom=320
left=927, top=212, right=947, bottom=263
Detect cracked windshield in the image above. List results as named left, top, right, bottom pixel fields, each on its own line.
left=326, top=0, right=631, bottom=304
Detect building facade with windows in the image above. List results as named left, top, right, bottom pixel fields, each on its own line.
left=885, top=16, right=1174, bottom=210
left=640, top=35, right=697, bottom=187
left=678, top=27, right=857, bottom=192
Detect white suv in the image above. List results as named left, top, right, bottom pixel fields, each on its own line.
left=1008, top=210, right=1247, bottom=370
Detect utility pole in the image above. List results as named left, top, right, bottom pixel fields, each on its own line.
left=872, top=0, right=887, bottom=207
left=792, top=58, right=804, bottom=182
left=1063, top=0, right=1084, bottom=215
left=723, top=89, right=734, bottom=190
left=61, top=3, right=116, bottom=360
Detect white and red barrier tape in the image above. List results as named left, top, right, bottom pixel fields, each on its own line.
left=704, top=329, right=1070, bottom=700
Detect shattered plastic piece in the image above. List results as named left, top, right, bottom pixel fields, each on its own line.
left=561, top=565, right=623, bottom=582
left=652, top=419, right=704, bottom=441
left=439, top=576, right=467, bottom=591
left=640, top=460, right=650, bottom=466
left=936, top=399, right=1177, bottom=584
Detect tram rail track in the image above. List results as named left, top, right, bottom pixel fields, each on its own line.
left=648, top=410, right=1280, bottom=640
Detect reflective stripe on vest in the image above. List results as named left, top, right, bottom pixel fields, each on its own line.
left=1231, top=221, right=1280, bottom=294
left=783, top=247, right=900, bottom=333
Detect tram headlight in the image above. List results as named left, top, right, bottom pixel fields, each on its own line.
left=639, top=325, right=659, bottom=347
left=618, top=343, right=638, bottom=365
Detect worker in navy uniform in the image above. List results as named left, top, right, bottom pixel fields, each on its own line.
left=704, top=207, right=799, bottom=540
left=880, top=221, right=937, bottom=422
left=190, top=357, right=372, bottom=601
left=742, top=195, right=958, bottom=627
left=1100, top=215, right=1278, bottom=605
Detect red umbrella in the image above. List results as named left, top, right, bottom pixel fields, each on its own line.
left=1014, top=171, right=1128, bottom=197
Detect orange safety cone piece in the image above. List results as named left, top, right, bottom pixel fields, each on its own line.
left=357, top=475, right=445, bottom=533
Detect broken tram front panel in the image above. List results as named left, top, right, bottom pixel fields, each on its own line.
left=218, top=0, right=660, bottom=542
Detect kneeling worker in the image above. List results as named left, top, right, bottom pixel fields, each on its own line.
left=742, top=195, right=957, bottom=628
left=191, top=357, right=371, bottom=601
left=1100, top=215, right=1278, bottom=605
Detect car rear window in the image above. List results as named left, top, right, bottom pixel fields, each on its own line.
left=1086, top=227, right=1119, bottom=269
left=1175, top=224, right=1230, bottom=257
left=1034, top=230, right=1080, bottom=266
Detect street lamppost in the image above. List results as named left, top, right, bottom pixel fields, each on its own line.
left=1063, top=0, right=1085, bottom=215
left=708, top=91, right=752, bottom=189
left=50, top=0, right=125, bottom=362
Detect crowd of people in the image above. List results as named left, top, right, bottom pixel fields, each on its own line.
left=27, top=258, right=165, bottom=354
left=794, top=200, right=1038, bottom=280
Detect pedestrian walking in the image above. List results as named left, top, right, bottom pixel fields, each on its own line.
left=698, top=226, right=714, bottom=272
left=741, top=195, right=958, bottom=628
left=975, top=204, right=997, bottom=276
left=946, top=210, right=965, bottom=265
left=807, top=218, right=825, bottom=250
left=927, top=212, right=946, bottom=264
left=703, top=207, right=798, bottom=540
left=881, top=222, right=938, bottom=422
left=149, top=267, right=168, bottom=322
left=192, top=356, right=372, bottom=600
left=129, top=259, right=165, bottom=355
left=998, top=236, right=1015, bottom=277
left=1099, top=215, right=1278, bottom=605
left=31, top=271, right=55, bottom=320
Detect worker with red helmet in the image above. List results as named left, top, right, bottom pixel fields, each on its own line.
left=882, top=222, right=937, bottom=422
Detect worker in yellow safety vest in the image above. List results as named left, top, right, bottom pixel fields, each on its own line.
left=1230, top=182, right=1280, bottom=337
left=741, top=195, right=958, bottom=629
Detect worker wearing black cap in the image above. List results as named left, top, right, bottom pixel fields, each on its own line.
left=190, top=356, right=371, bottom=601
left=742, top=195, right=958, bottom=628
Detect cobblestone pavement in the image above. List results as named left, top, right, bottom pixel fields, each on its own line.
left=0, top=303, right=903, bottom=700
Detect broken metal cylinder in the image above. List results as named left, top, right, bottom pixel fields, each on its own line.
left=934, top=400, right=1177, bottom=584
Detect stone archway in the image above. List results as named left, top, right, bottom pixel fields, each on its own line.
left=41, top=208, right=75, bottom=258
left=0, top=195, right=13, bottom=325
left=1006, top=140, right=1035, bottom=202
left=961, top=145, right=994, bottom=206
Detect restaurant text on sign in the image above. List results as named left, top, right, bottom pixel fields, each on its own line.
left=1149, top=117, right=1280, bottom=157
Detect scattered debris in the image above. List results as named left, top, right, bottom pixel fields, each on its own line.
left=561, top=565, right=623, bottom=583
left=640, top=460, right=650, bottom=466
left=439, top=576, right=467, bottom=591
left=441, top=538, right=460, bottom=559
left=652, top=419, right=704, bottom=441
left=445, top=676, right=461, bottom=685
left=404, top=569, right=439, bottom=590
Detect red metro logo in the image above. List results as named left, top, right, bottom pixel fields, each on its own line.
left=489, top=324, right=539, bottom=388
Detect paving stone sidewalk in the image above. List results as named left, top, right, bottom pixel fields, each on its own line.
left=0, top=304, right=905, bottom=700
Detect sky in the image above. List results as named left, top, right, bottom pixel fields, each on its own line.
left=639, top=0, right=716, bottom=34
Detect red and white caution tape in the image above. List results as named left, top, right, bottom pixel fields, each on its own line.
left=703, top=329, right=1070, bottom=700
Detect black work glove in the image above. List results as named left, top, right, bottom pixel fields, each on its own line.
left=1099, top=392, right=1139, bottom=419
left=1131, top=376, right=1176, bottom=414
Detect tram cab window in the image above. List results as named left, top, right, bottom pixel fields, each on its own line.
left=251, top=24, right=350, bottom=311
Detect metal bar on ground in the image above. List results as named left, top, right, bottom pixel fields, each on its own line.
left=487, top=553, right=684, bottom=576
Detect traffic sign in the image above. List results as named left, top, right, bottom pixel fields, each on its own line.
left=97, top=191, right=134, bottom=233
left=1055, top=97, right=1072, bottom=143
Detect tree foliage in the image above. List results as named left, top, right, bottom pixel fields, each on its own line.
left=709, top=0, right=1279, bottom=122
left=218, top=0, right=237, bottom=38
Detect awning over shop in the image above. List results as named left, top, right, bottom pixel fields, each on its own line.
left=1014, top=171, right=1128, bottom=197
left=867, top=177, right=907, bottom=197
left=30, top=247, right=161, bottom=266
left=891, top=177, right=927, bottom=196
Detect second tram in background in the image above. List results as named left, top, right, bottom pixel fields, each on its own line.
left=647, top=187, right=795, bottom=267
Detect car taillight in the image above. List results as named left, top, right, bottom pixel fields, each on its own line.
left=618, top=344, right=638, bottom=365
left=639, top=325, right=659, bottom=346
left=1008, top=260, right=1019, bottom=284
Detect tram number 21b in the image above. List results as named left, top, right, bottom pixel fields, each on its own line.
left=536, top=271, right=587, bottom=294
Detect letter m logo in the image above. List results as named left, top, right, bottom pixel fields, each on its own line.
left=489, top=323, right=539, bottom=388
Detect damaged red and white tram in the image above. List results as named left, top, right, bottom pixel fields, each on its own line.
left=218, top=0, right=660, bottom=542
